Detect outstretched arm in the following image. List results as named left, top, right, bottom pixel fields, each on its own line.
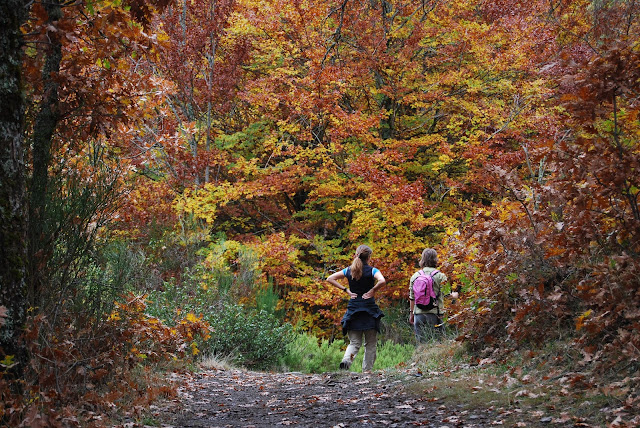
left=326, top=271, right=356, bottom=298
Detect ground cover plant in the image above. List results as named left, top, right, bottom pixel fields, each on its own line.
left=279, top=332, right=415, bottom=374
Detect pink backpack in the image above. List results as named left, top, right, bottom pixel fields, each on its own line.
left=413, top=270, right=440, bottom=310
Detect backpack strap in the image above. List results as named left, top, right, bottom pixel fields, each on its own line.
left=415, top=270, right=425, bottom=294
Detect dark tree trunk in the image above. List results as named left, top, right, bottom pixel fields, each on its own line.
left=0, top=0, right=29, bottom=378
left=27, top=0, right=62, bottom=307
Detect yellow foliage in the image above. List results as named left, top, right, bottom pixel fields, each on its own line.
left=186, top=312, right=200, bottom=323
left=0, top=355, right=15, bottom=368
left=576, top=310, right=593, bottom=331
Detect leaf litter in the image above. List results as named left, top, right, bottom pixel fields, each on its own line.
left=144, top=368, right=537, bottom=427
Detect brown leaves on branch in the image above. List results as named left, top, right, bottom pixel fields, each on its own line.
left=443, top=0, right=640, bottom=412
left=1, top=294, right=209, bottom=426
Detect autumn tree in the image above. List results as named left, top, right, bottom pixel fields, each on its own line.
left=2, top=0, right=178, bottom=422
left=151, top=0, right=247, bottom=187
left=546, top=0, right=640, bottom=372
left=20, top=0, right=172, bottom=312
left=158, top=0, right=558, bottom=333
left=446, top=0, right=640, bottom=391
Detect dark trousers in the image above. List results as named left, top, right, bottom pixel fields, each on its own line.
left=413, top=313, right=443, bottom=343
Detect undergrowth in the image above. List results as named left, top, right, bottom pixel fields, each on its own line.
left=404, top=337, right=639, bottom=426
left=146, top=279, right=293, bottom=370
left=280, top=332, right=415, bottom=373
left=0, top=294, right=208, bottom=427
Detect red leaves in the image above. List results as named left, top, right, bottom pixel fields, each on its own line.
left=0, top=294, right=209, bottom=426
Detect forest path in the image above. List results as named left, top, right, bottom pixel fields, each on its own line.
left=154, top=368, right=508, bottom=427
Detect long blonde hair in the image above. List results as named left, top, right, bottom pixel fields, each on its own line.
left=350, top=245, right=372, bottom=280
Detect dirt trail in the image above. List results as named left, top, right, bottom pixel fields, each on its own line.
left=155, top=368, right=502, bottom=427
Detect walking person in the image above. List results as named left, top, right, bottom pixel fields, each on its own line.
left=326, top=245, right=386, bottom=372
left=408, top=248, right=458, bottom=343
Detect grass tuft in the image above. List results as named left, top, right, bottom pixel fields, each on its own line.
left=200, top=354, right=235, bottom=371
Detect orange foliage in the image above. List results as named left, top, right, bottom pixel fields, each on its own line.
left=0, top=294, right=209, bottom=426
left=441, top=0, right=640, bottom=404
left=5, top=0, right=640, bottom=421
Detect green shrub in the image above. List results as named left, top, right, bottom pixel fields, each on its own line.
left=280, top=332, right=415, bottom=373
left=205, top=303, right=292, bottom=370
left=80, top=240, right=162, bottom=319
left=146, top=280, right=293, bottom=370
left=145, top=278, right=220, bottom=325
left=255, top=280, right=281, bottom=317
left=280, top=332, right=346, bottom=373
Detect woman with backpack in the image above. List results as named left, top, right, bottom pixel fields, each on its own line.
left=409, top=248, right=458, bottom=343
left=326, top=244, right=386, bottom=372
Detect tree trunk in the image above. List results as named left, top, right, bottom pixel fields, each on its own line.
left=27, top=0, right=62, bottom=307
left=0, top=0, right=29, bottom=378
left=205, top=0, right=217, bottom=184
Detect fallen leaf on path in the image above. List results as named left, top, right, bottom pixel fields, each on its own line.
left=395, top=404, right=413, bottom=409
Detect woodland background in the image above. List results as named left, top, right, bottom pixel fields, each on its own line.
left=1, top=0, right=639, bottom=425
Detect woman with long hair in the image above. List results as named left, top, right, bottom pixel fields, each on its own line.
left=326, top=245, right=386, bottom=372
